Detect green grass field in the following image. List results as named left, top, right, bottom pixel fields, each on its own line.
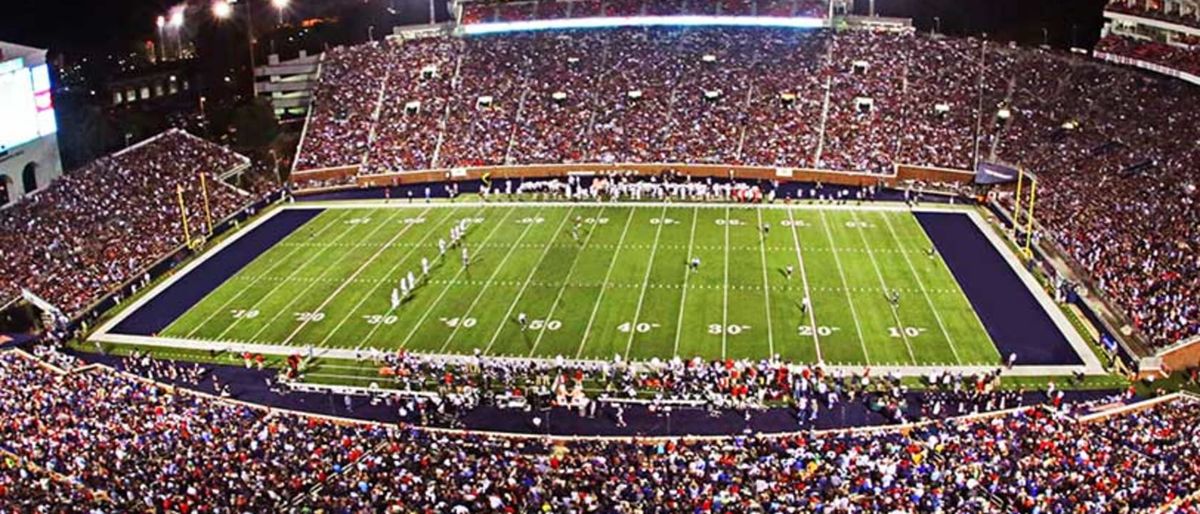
left=157, top=203, right=1003, bottom=366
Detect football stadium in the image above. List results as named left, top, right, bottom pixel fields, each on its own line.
left=1, top=0, right=1199, bottom=511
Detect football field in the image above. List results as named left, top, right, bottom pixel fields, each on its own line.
left=155, top=203, right=1004, bottom=366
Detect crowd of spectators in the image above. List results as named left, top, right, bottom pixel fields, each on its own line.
left=1106, top=0, right=1200, bottom=30
left=461, top=0, right=829, bottom=24
left=1095, top=33, right=1200, bottom=77
left=0, top=130, right=254, bottom=316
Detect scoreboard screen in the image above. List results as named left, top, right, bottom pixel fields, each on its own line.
left=0, top=58, right=56, bottom=153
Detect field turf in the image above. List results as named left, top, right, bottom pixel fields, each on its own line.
left=158, top=204, right=1003, bottom=366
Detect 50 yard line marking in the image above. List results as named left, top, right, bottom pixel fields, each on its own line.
left=437, top=206, right=551, bottom=353
left=576, top=206, right=637, bottom=359
left=879, top=212, right=962, bottom=364
left=816, top=210, right=870, bottom=363
left=527, top=206, right=609, bottom=357
left=178, top=209, right=352, bottom=338
left=785, top=209, right=822, bottom=363
left=848, top=209, right=917, bottom=364
left=481, top=206, right=577, bottom=355
left=389, top=207, right=517, bottom=349
left=623, top=204, right=670, bottom=360
left=755, top=209, right=776, bottom=359
left=672, top=206, right=699, bottom=357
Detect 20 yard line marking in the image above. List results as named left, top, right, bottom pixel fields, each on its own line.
left=179, top=209, right=353, bottom=338
left=816, top=210, right=871, bottom=363
left=672, top=206, right=699, bottom=357
left=878, top=212, right=962, bottom=364
left=623, top=205, right=670, bottom=361
left=391, top=207, right=517, bottom=350
left=481, top=206, right=577, bottom=355
left=527, top=206, right=609, bottom=357
left=576, top=206, right=637, bottom=359
left=437, top=206, right=552, bottom=354
left=785, top=209, right=823, bottom=363
left=848, top=209, right=917, bottom=364
left=756, top=209, right=776, bottom=359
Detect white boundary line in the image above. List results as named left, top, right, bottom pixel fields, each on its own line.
left=672, top=207, right=699, bottom=357
left=721, top=206, right=732, bottom=359
left=623, top=205, right=669, bottom=361
left=576, top=206, right=637, bottom=359
left=877, top=211, right=963, bottom=365
left=755, top=209, right=776, bottom=358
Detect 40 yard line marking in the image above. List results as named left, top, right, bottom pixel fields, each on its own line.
left=878, top=212, right=962, bottom=364
left=755, top=209, right=776, bottom=359
left=390, top=207, right=517, bottom=349
left=437, top=206, right=551, bottom=354
left=481, top=206, right=577, bottom=355
left=785, top=208, right=822, bottom=363
left=178, top=209, right=353, bottom=338
left=672, top=206, right=699, bottom=357
left=848, top=209, right=917, bottom=365
left=576, top=206, right=637, bottom=359
left=623, top=205, right=670, bottom=361
left=246, top=209, right=408, bottom=342
left=527, top=206, right=609, bottom=357
left=816, top=209, right=871, bottom=363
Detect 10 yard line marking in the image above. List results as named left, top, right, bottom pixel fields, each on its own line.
left=391, top=207, right=517, bottom=350
left=282, top=206, right=437, bottom=346
left=482, top=206, right=577, bottom=355
left=786, top=209, right=823, bottom=363
left=848, top=209, right=918, bottom=364
left=623, top=205, right=670, bottom=361
left=755, top=209, right=776, bottom=359
left=437, top=206, right=550, bottom=354
left=817, top=210, right=871, bottom=362
left=315, top=208, right=465, bottom=349
left=879, top=212, right=962, bottom=364
left=672, top=206, right=699, bottom=357
left=246, top=209, right=408, bottom=342
left=722, top=206, right=730, bottom=359
left=527, top=206, right=609, bottom=357
left=179, top=209, right=353, bottom=338
left=576, top=206, right=637, bottom=359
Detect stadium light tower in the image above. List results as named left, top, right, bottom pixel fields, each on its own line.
left=271, top=0, right=289, bottom=25
left=212, top=0, right=233, bottom=19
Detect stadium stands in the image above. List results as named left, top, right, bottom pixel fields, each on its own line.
left=460, top=0, right=830, bottom=25
left=1, top=350, right=1196, bottom=512
left=1107, top=0, right=1200, bottom=30
left=1095, top=33, right=1200, bottom=77
left=0, top=130, right=254, bottom=316
left=294, top=28, right=1200, bottom=349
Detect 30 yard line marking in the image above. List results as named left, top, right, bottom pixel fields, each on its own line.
left=785, top=209, right=823, bottom=363
left=755, top=209, right=776, bottom=358
left=623, top=205, right=669, bottom=360
left=576, top=206, right=637, bottom=359
left=246, top=209, right=407, bottom=342
left=482, top=206, right=577, bottom=355
left=672, top=206, right=699, bottom=357
left=314, top=208, right=466, bottom=349
left=527, top=206, right=608, bottom=357
left=722, top=206, right=730, bottom=359
left=178, top=209, right=353, bottom=338
left=848, top=210, right=917, bottom=364
left=878, top=212, right=962, bottom=364
left=437, top=206, right=551, bottom=353
left=281, top=206, right=438, bottom=346
left=391, top=207, right=518, bottom=349
left=211, top=210, right=370, bottom=340
left=816, top=209, right=870, bottom=362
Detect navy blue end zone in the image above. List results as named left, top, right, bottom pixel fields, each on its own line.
left=112, top=209, right=324, bottom=336
left=916, top=212, right=1082, bottom=366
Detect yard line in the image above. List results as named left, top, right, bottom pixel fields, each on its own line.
left=527, top=206, right=608, bottom=357
left=722, top=206, right=730, bottom=359
left=815, top=210, right=871, bottom=363
left=244, top=210, right=407, bottom=342
left=280, top=207, right=437, bottom=346
left=576, top=206, right=638, bottom=359
left=436, top=206, right=552, bottom=353
left=847, top=210, right=918, bottom=364
left=755, top=209, right=776, bottom=359
left=784, top=208, right=823, bottom=363
left=313, top=208, right=465, bottom=349
left=672, top=206, right=699, bottom=357
left=210, top=210, right=372, bottom=340
left=481, top=206, right=578, bottom=355
left=391, top=207, right=518, bottom=349
left=878, top=212, right=963, bottom=364
left=623, top=205, right=669, bottom=360
left=180, top=209, right=353, bottom=338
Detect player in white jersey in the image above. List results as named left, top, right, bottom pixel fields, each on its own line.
left=462, top=246, right=470, bottom=268
left=517, top=312, right=528, bottom=330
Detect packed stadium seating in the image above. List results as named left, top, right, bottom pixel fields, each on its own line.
left=295, top=27, right=1200, bottom=349
left=1095, top=33, right=1200, bottom=77
left=0, top=130, right=255, bottom=316
left=1, top=350, right=1197, bottom=512
left=460, top=0, right=830, bottom=25
left=1107, top=0, right=1200, bottom=30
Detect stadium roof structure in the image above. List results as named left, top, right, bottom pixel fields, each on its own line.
left=0, top=41, right=47, bottom=67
